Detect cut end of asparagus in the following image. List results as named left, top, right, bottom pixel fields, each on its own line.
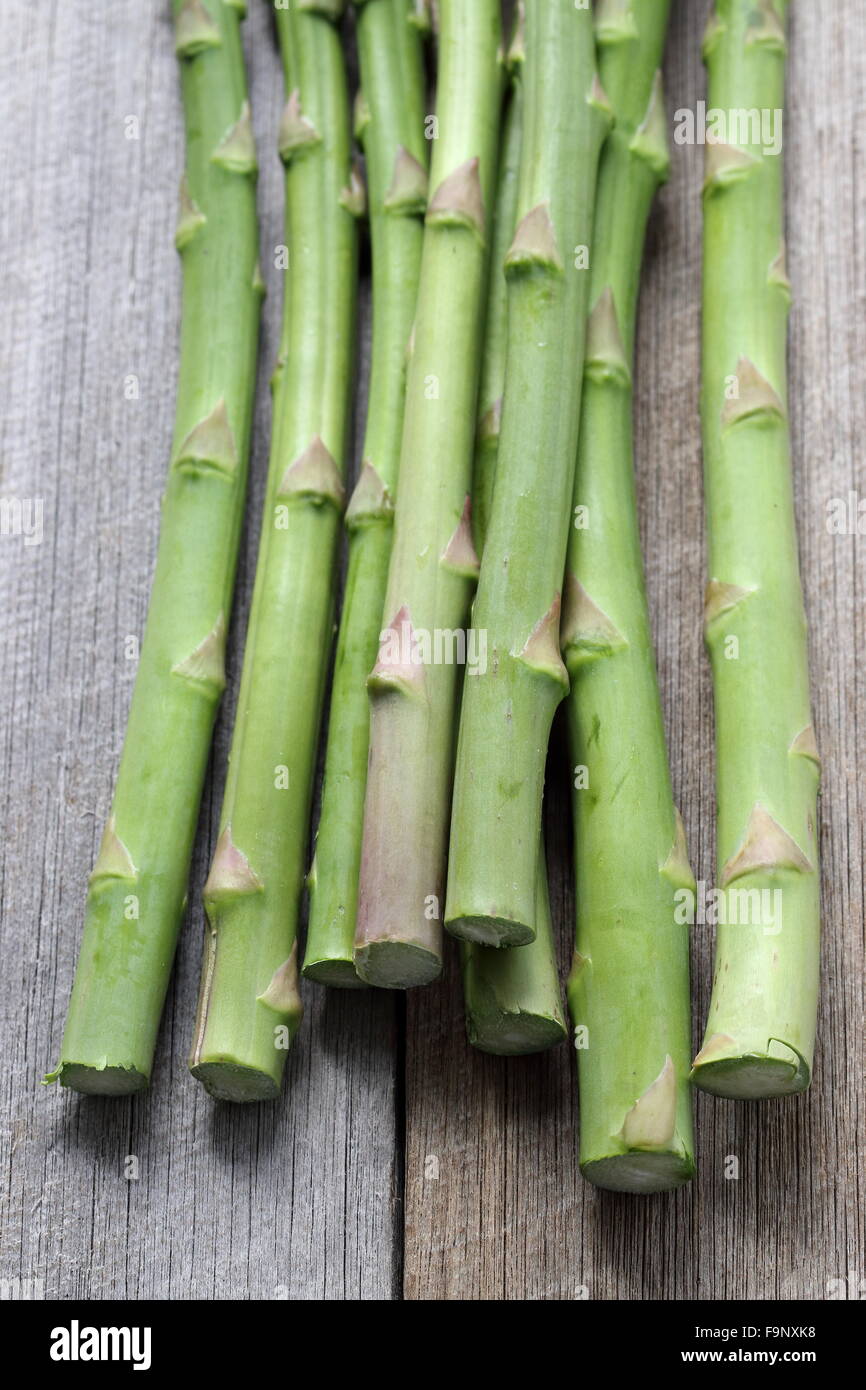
left=354, top=940, right=441, bottom=989
left=446, top=912, right=535, bottom=949
left=44, top=1061, right=149, bottom=1096
left=462, top=844, right=566, bottom=1056
left=467, top=1009, right=566, bottom=1057
left=691, top=1040, right=810, bottom=1099
left=190, top=1060, right=282, bottom=1103
left=302, top=956, right=367, bottom=989
left=581, top=1150, right=695, bottom=1195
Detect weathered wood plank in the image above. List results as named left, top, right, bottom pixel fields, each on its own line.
left=403, top=0, right=866, bottom=1301
left=0, top=0, right=398, bottom=1301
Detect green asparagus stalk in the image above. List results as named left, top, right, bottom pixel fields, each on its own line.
left=46, top=0, right=261, bottom=1095
left=444, top=0, right=610, bottom=949
left=303, top=0, right=428, bottom=988
left=692, top=0, right=820, bottom=1099
left=188, top=0, right=357, bottom=1100
left=353, top=0, right=502, bottom=988
left=471, top=13, right=523, bottom=553
left=459, top=30, right=567, bottom=1057
left=563, top=0, right=695, bottom=1192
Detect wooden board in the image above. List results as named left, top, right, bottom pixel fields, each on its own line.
left=0, top=0, right=862, bottom=1302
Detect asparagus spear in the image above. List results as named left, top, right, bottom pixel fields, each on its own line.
left=188, top=0, right=357, bottom=1100
left=46, top=0, right=261, bottom=1095
left=562, top=0, right=695, bottom=1192
left=303, top=0, right=428, bottom=988
left=692, top=0, right=820, bottom=1099
left=471, top=13, right=523, bottom=553
left=444, top=0, right=610, bottom=949
left=459, top=27, right=567, bottom=1057
left=353, top=0, right=502, bottom=988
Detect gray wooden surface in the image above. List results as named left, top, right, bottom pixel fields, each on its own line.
left=0, top=1, right=862, bottom=1302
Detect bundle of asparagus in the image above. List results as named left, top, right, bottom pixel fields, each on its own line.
left=50, top=0, right=820, bottom=1184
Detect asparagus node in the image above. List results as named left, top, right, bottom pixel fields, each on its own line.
left=692, top=0, right=820, bottom=1100
left=303, top=0, right=428, bottom=989
left=188, top=0, right=357, bottom=1100
left=353, top=0, right=503, bottom=988
left=444, top=0, right=610, bottom=949
left=563, top=3, right=695, bottom=1191
left=45, top=0, right=261, bottom=1095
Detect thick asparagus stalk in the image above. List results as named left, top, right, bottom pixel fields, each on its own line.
left=303, top=0, right=428, bottom=988
left=563, top=0, right=695, bottom=1192
left=188, top=0, right=356, bottom=1100
left=46, top=0, right=261, bottom=1095
left=692, top=0, right=820, bottom=1099
left=459, top=36, right=567, bottom=1057
left=353, top=0, right=502, bottom=988
left=444, top=0, right=610, bottom=948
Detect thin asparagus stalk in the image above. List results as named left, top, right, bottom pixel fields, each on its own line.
left=353, top=0, right=502, bottom=988
left=46, top=0, right=261, bottom=1095
left=459, top=33, right=567, bottom=1057
left=445, top=0, right=610, bottom=949
left=188, top=0, right=357, bottom=1100
left=692, top=0, right=820, bottom=1099
left=563, top=0, right=695, bottom=1192
left=303, top=0, right=428, bottom=988
left=471, top=14, right=523, bottom=552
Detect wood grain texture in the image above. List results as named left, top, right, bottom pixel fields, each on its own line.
left=0, top=0, right=862, bottom=1303
left=404, top=0, right=866, bottom=1300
